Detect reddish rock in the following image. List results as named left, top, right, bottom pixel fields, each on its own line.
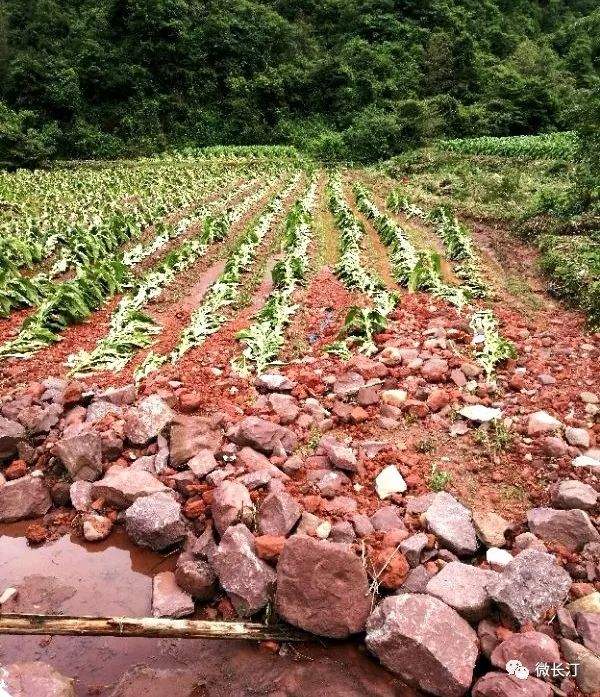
left=152, top=571, right=194, bottom=618
left=236, top=447, right=288, bottom=479
left=369, top=548, right=409, bottom=589
left=91, top=466, right=168, bottom=509
left=421, top=357, right=449, bottom=383
left=333, top=371, right=365, bottom=398
left=357, top=385, right=380, bottom=406
left=227, top=416, right=296, bottom=454
left=320, top=436, right=358, bottom=472
left=541, top=436, right=569, bottom=458
left=257, top=491, right=302, bottom=536
left=527, top=411, right=562, bottom=437
left=527, top=507, right=600, bottom=552
left=255, top=534, right=286, bottom=561
left=276, top=535, right=371, bottom=638
left=211, top=481, right=254, bottom=536
left=472, top=672, right=552, bottom=696
left=187, top=449, right=219, bottom=478
left=169, top=415, right=221, bottom=468
left=4, top=459, right=28, bottom=480
left=25, top=522, right=48, bottom=544
left=426, top=561, right=500, bottom=621
left=0, top=475, right=52, bottom=522
left=174, top=557, right=216, bottom=599
left=268, top=393, right=300, bottom=424
left=350, top=406, right=369, bottom=423
left=53, top=431, right=103, bottom=481
left=0, top=416, right=26, bottom=460
left=427, top=389, right=451, bottom=413
left=424, top=492, right=478, bottom=556
left=371, top=505, right=406, bottom=532
left=552, top=480, right=598, bottom=511
left=178, top=391, right=202, bottom=413
left=366, top=594, right=478, bottom=697
left=577, top=613, right=600, bottom=654
left=212, top=524, right=276, bottom=617
left=404, top=399, right=430, bottom=418
left=4, top=662, right=76, bottom=697
left=491, top=631, right=560, bottom=672
left=125, top=395, right=174, bottom=445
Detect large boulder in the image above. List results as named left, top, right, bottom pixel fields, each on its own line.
left=3, top=661, right=75, bottom=697
left=125, top=492, right=186, bottom=551
left=275, top=535, right=371, bottom=638
left=53, top=431, right=103, bottom=481
left=169, top=416, right=221, bottom=468
left=211, top=524, right=275, bottom=617
left=125, top=395, right=174, bottom=446
left=526, top=507, right=600, bottom=552
left=472, top=672, right=552, bottom=697
left=486, top=549, right=571, bottom=625
left=426, top=561, right=500, bottom=621
left=366, top=594, right=479, bottom=697
left=0, top=416, right=26, bottom=461
left=91, top=466, right=168, bottom=509
left=424, top=492, right=478, bottom=556
left=490, top=631, right=560, bottom=673
left=0, top=475, right=52, bottom=522
left=257, top=491, right=302, bottom=536
left=152, top=571, right=194, bottom=618
left=227, top=416, right=296, bottom=454
left=210, top=480, right=254, bottom=536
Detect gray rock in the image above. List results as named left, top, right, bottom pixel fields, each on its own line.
left=125, top=395, right=174, bottom=445
left=400, top=532, right=429, bottom=567
left=565, top=427, right=591, bottom=449
left=53, top=431, right=103, bottom=481
left=370, top=505, right=406, bottom=532
left=426, top=561, right=500, bottom=621
left=174, top=557, right=216, bottom=600
left=0, top=416, right=26, bottom=461
left=187, top=449, right=219, bottom=478
left=210, top=480, right=254, bottom=536
left=527, top=507, right=600, bottom=552
left=69, top=480, right=92, bottom=511
left=320, top=436, right=358, bottom=472
left=552, top=480, right=598, bottom=511
left=227, top=416, right=296, bottom=454
left=125, top=492, right=186, bottom=551
left=486, top=549, right=571, bottom=625
left=366, top=593, right=478, bottom=697
left=0, top=475, right=52, bottom=522
left=424, top=492, right=478, bottom=556
left=91, top=465, right=168, bottom=509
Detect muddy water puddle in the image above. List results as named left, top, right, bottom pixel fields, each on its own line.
left=0, top=525, right=404, bottom=696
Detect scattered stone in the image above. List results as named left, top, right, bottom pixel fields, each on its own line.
left=458, top=405, right=502, bottom=423
left=473, top=510, right=509, bottom=548
left=567, top=592, right=600, bottom=615
left=565, top=427, right=591, bottom=449
left=320, top=437, right=358, bottom=472
left=371, top=505, right=406, bottom=532
left=351, top=512, right=374, bottom=538
left=581, top=392, right=599, bottom=405
left=69, top=480, right=92, bottom=511
left=3, top=662, right=76, bottom=697
left=333, top=372, right=365, bottom=398
left=0, top=416, right=25, bottom=461
left=574, top=455, right=600, bottom=470
left=276, top=535, right=371, bottom=638
left=212, top=524, right=276, bottom=617
left=486, top=549, right=571, bottom=625
left=53, top=431, right=103, bottom=481
left=255, top=534, right=285, bottom=561
left=312, top=469, right=350, bottom=497
left=91, top=466, right=168, bottom=509
left=490, top=631, right=560, bottom=672
left=557, top=606, right=579, bottom=640
left=486, top=548, right=513, bottom=571
left=255, top=373, right=295, bottom=392
left=375, top=465, right=407, bottom=499
left=125, top=492, right=186, bottom=551
left=472, top=672, right=552, bottom=697
left=366, top=593, right=478, bottom=697
left=125, top=395, right=174, bottom=445
left=82, top=513, right=113, bottom=542
left=169, top=416, right=221, bottom=468
left=329, top=520, right=356, bottom=543
left=527, top=507, right=600, bottom=552
left=257, top=491, right=301, bottom=536
left=399, top=565, right=434, bottom=593
left=527, top=411, right=562, bottom=437
left=211, top=480, right=254, bottom=536
left=381, top=389, right=408, bottom=407
left=425, top=561, right=499, bottom=621
left=577, top=613, right=600, bottom=654
left=560, top=638, right=600, bottom=695
left=187, top=450, right=219, bottom=478
left=552, top=480, right=598, bottom=511
left=268, top=393, right=300, bottom=424
left=174, top=557, right=216, bottom=599
left=421, top=357, right=449, bottom=383
left=152, top=571, right=194, bottom=618
left=424, top=492, right=478, bottom=556
left=512, top=532, right=547, bottom=554
left=0, top=475, right=52, bottom=522
left=227, top=416, right=296, bottom=454
left=400, top=532, right=429, bottom=567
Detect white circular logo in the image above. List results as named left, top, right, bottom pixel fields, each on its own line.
left=506, top=660, right=530, bottom=680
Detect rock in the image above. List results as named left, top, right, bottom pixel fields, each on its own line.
left=567, top=592, right=600, bottom=615
left=381, top=389, right=408, bottom=407
left=53, top=431, right=103, bottom=481
left=426, top=388, right=450, bottom=413
left=235, top=447, right=288, bottom=480
left=425, top=561, right=500, bottom=621
left=320, top=437, right=358, bottom=472
left=379, top=346, right=403, bottom=366
left=85, top=400, right=122, bottom=423
left=574, top=455, right=600, bottom=470
left=473, top=510, right=509, bottom=548
left=276, top=535, right=371, bottom=638
left=375, top=465, right=407, bottom=499
left=421, top=357, right=449, bottom=382
left=82, top=513, right=113, bottom=541
left=69, top=480, right=92, bottom=511
left=565, top=427, right=591, bottom=449
left=3, top=662, right=75, bottom=697
left=227, top=416, right=296, bottom=454
left=371, top=505, right=406, bottom=532
left=527, top=507, right=600, bottom=552
left=400, top=532, right=429, bottom=567
left=577, top=613, right=600, bottom=654
left=513, top=532, right=547, bottom=554
left=552, top=480, right=598, bottom=511
left=125, top=395, right=174, bottom=445
left=333, top=371, right=365, bottom=398
left=255, top=534, right=286, bottom=561
left=357, top=385, right=380, bottom=406
left=268, top=393, right=299, bottom=424
left=0, top=475, right=52, bottom=522
left=0, top=416, right=26, bottom=461
left=424, top=492, right=478, bottom=556
left=365, top=593, right=478, bottom=697
left=581, top=392, right=599, bottom=404
left=560, top=638, right=600, bottom=695
left=174, top=558, right=216, bottom=599
left=399, top=565, right=434, bottom=593
left=486, top=548, right=513, bottom=571
left=486, top=549, right=571, bottom=625
left=542, top=435, right=570, bottom=458
left=329, top=520, right=356, bottom=543
left=212, top=524, right=275, bottom=616
left=211, top=480, right=254, bottom=536
left=255, top=373, right=295, bottom=392
left=557, top=606, right=579, bottom=640
left=18, top=403, right=62, bottom=434
left=257, top=491, right=301, bottom=536
left=311, top=469, right=350, bottom=497
left=187, top=449, right=219, bottom=478
left=169, top=416, right=221, bottom=468
left=152, top=571, right=194, bottom=618
left=97, top=384, right=136, bottom=405
left=472, top=672, right=552, bottom=697
left=527, top=411, right=562, bottom=437
left=458, top=405, right=502, bottom=423
left=125, top=492, right=186, bottom=551
left=91, top=466, right=168, bottom=509
left=490, top=631, right=560, bottom=672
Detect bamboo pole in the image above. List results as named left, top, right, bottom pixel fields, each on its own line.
left=0, top=613, right=309, bottom=642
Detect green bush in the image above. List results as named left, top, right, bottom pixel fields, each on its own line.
left=0, top=101, right=59, bottom=168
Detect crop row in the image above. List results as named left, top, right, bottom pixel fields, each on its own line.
left=438, top=132, right=578, bottom=159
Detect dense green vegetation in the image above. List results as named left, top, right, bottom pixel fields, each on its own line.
left=1, top=0, right=599, bottom=166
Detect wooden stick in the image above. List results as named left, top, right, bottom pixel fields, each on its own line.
left=0, top=613, right=309, bottom=642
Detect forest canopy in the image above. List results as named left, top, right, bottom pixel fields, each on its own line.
left=0, top=0, right=599, bottom=164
